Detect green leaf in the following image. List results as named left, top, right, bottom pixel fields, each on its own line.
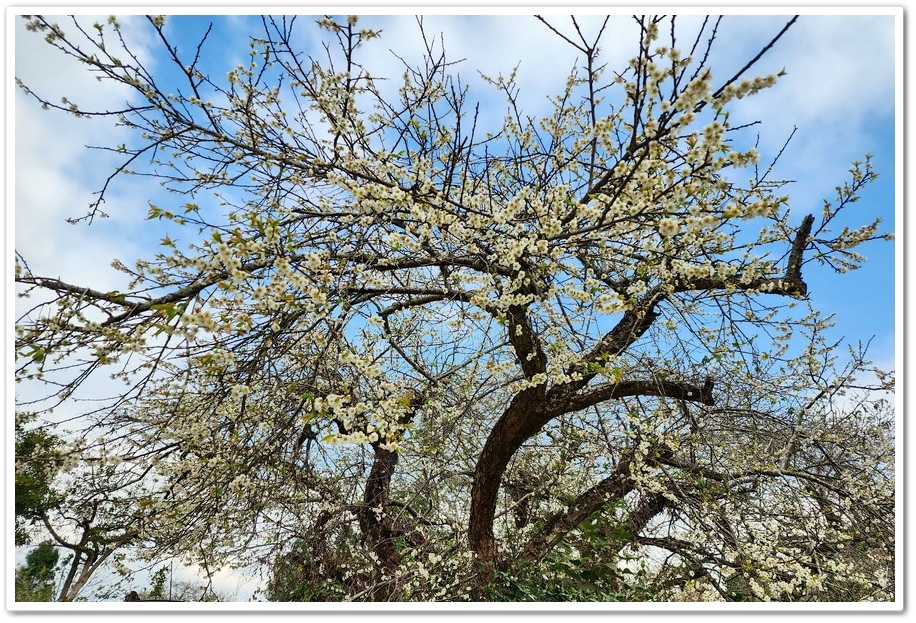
left=105, top=291, right=127, bottom=304
left=20, top=345, right=46, bottom=364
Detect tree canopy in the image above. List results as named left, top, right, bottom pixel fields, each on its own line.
left=14, top=14, right=895, bottom=603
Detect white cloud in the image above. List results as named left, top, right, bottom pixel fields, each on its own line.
left=715, top=15, right=895, bottom=205
left=361, top=15, right=639, bottom=125
left=726, top=15, right=893, bottom=128
left=14, top=15, right=158, bottom=290
left=13, top=15, right=166, bottom=421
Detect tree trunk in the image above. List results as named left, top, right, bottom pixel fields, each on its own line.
left=358, top=444, right=401, bottom=569
left=467, top=388, right=548, bottom=582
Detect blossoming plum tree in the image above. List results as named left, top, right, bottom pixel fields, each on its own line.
left=16, top=14, right=894, bottom=601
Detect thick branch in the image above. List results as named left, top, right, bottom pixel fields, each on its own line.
left=357, top=444, right=401, bottom=571
left=505, top=304, right=548, bottom=380
left=675, top=214, right=816, bottom=299
left=356, top=391, right=423, bottom=586
left=633, top=535, right=737, bottom=571
left=554, top=377, right=715, bottom=415
left=547, top=293, right=664, bottom=405
left=376, top=293, right=473, bottom=318
left=787, top=213, right=816, bottom=279
left=470, top=372, right=713, bottom=569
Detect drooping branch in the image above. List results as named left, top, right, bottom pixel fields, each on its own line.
left=17, top=258, right=268, bottom=327
left=519, top=453, right=635, bottom=563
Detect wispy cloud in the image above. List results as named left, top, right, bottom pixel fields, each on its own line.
left=15, top=15, right=158, bottom=289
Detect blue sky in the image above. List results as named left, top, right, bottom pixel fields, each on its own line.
left=9, top=5, right=901, bottom=601
left=14, top=9, right=899, bottom=371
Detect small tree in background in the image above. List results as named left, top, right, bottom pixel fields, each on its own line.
left=15, top=541, right=61, bottom=602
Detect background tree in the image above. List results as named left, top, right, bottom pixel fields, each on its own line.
left=15, top=13, right=894, bottom=601
left=15, top=411, right=234, bottom=603
left=14, top=541, right=61, bottom=602
left=15, top=410, right=164, bottom=601
left=15, top=413, right=62, bottom=547
left=122, top=564, right=229, bottom=601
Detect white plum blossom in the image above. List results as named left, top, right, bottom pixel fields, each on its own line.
left=657, top=217, right=681, bottom=237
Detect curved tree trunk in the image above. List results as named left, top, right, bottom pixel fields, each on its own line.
left=467, top=389, right=548, bottom=574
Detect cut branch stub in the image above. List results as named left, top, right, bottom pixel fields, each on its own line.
left=787, top=213, right=816, bottom=279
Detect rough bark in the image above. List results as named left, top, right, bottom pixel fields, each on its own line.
left=355, top=393, right=423, bottom=597
left=467, top=388, right=548, bottom=574
left=468, top=378, right=713, bottom=576
left=358, top=443, right=402, bottom=573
